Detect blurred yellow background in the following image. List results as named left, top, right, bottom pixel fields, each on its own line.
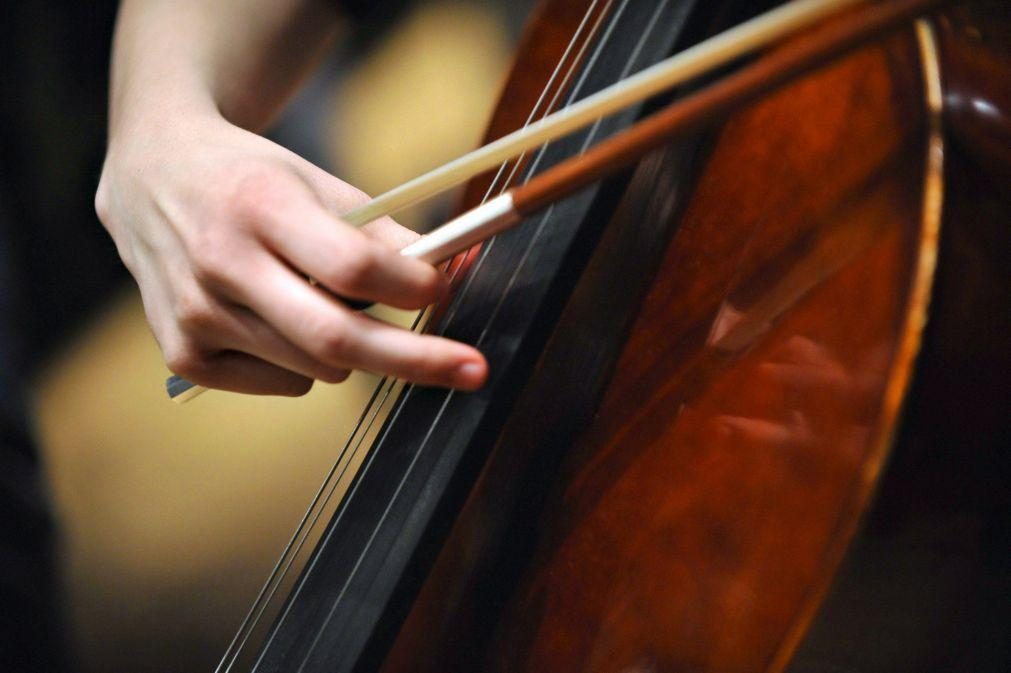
left=33, top=2, right=521, bottom=671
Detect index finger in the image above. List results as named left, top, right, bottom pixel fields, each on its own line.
left=236, top=256, right=487, bottom=390
left=255, top=194, right=447, bottom=310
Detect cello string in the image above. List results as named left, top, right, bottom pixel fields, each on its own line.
left=431, top=0, right=635, bottom=337
left=219, top=6, right=605, bottom=670
left=299, top=0, right=615, bottom=560
left=394, top=0, right=614, bottom=345
left=392, top=0, right=615, bottom=346
left=271, top=5, right=634, bottom=657
left=216, top=380, right=414, bottom=670
left=291, top=2, right=654, bottom=668
left=325, top=0, right=625, bottom=576
left=215, top=381, right=401, bottom=672
left=284, top=0, right=609, bottom=588
left=480, top=0, right=615, bottom=206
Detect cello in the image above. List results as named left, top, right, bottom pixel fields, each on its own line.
left=217, top=0, right=1011, bottom=670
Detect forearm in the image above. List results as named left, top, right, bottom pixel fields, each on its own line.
left=109, top=0, right=340, bottom=140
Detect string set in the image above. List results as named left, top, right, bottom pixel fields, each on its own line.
left=215, top=2, right=616, bottom=669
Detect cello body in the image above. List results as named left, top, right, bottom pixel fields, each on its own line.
left=247, top=1, right=1011, bottom=671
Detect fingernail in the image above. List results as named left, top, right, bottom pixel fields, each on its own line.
left=456, top=361, right=485, bottom=389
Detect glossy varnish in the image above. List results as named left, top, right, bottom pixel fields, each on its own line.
left=384, top=4, right=944, bottom=670
left=485, top=35, right=933, bottom=671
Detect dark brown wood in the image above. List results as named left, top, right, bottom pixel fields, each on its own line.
left=788, top=4, right=1011, bottom=669
left=935, top=0, right=1011, bottom=179
left=512, top=0, right=944, bottom=217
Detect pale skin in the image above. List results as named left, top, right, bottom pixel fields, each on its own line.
left=96, top=0, right=488, bottom=396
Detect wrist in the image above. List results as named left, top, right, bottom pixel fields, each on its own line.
left=98, top=98, right=225, bottom=233
left=108, top=79, right=223, bottom=147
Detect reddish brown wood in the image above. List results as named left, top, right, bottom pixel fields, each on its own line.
left=380, top=1, right=1008, bottom=671
left=512, top=0, right=942, bottom=217
left=481, top=33, right=931, bottom=672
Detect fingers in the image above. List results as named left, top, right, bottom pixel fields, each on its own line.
left=161, top=161, right=486, bottom=395
left=171, top=350, right=315, bottom=397
left=155, top=300, right=316, bottom=397
left=293, top=158, right=411, bottom=247
left=152, top=274, right=350, bottom=393
left=200, top=301, right=352, bottom=384
left=236, top=258, right=488, bottom=390
left=339, top=311, right=488, bottom=390
left=251, top=182, right=446, bottom=310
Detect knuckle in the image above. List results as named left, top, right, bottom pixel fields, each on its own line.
left=316, top=368, right=351, bottom=385
left=232, top=190, right=268, bottom=226
left=94, top=177, right=128, bottom=249
left=230, top=165, right=272, bottom=206
left=94, top=182, right=110, bottom=225
left=187, top=232, right=235, bottom=288
left=313, top=319, right=353, bottom=364
left=227, top=163, right=290, bottom=225
left=282, top=377, right=314, bottom=397
left=163, top=343, right=211, bottom=381
left=173, top=290, right=218, bottom=335
left=327, top=241, right=377, bottom=294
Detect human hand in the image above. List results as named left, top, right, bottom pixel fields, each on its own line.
left=96, top=112, right=488, bottom=396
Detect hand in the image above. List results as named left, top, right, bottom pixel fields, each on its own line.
left=96, top=112, right=488, bottom=396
